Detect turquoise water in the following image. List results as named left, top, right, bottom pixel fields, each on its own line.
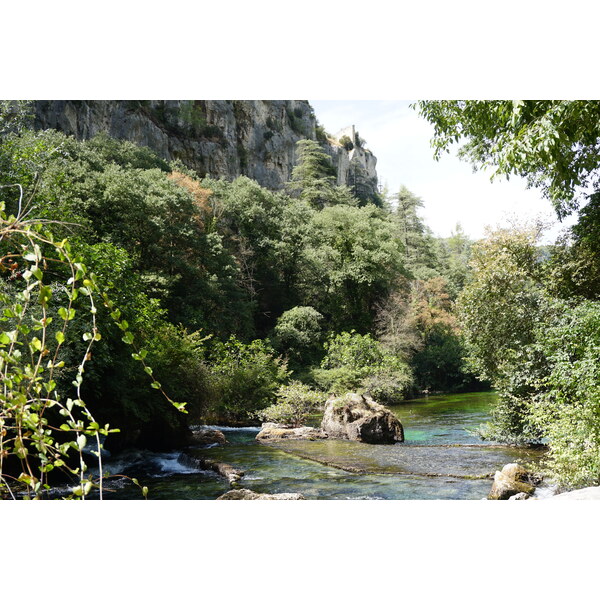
left=99, top=392, right=544, bottom=500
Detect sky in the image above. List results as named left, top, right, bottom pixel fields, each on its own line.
left=309, top=100, right=577, bottom=242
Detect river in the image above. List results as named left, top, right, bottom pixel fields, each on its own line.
left=95, top=391, right=546, bottom=500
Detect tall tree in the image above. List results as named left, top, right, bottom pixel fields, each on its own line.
left=288, top=139, right=356, bottom=209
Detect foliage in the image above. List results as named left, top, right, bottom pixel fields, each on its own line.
left=204, top=175, right=314, bottom=335
left=546, top=191, right=600, bottom=301
left=254, top=381, right=325, bottom=427
left=301, top=204, right=405, bottom=331
left=272, top=306, right=324, bottom=368
left=457, top=223, right=546, bottom=383
left=527, top=300, right=600, bottom=487
left=288, top=139, right=346, bottom=209
left=339, top=135, right=354, bottom=151
left=208, top=336, right=289, bottom=423
left=314, top=331, right=413, bottom=402
left=0, top=203, right=111, bottom=498
left=415, top=100, right=600, bottom=218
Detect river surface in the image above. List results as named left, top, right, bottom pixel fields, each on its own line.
left=97, top=391, right=544, bottom=500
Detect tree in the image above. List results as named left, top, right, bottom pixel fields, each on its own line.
left=392, top=186, right=439, bottom=278
left=300, top=204, right=406, bottom=331
left=255, top=381, right=325, bottom=427
left=288, top=139, right=355, bottom=209
left=415, top=100, right=600, bottom=218
left=313, top=331, right=413, bottom=403
left=457, top=223, right=547, bottom=383
left=272, top=306, right=324, bottom=369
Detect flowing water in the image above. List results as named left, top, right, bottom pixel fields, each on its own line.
left=98, top=391, right=545, bottom=500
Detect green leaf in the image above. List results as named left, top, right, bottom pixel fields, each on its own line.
left=55, top=331, right=65, bottom=344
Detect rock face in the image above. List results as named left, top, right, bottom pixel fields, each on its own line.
left=488, top=463, right=541, bottom=500
left=256, top=424, right=328, bottom=442
left=321, top=393, right=404, bottom=444
left=177, top=453, right=243, bottom=484
left=217, top=488, right=305, bottom=500
left=33, top=100, right=378, bottom=197
left=190, top=427, right=228, bottom=446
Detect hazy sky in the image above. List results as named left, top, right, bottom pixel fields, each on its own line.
left=309, top=100, right=576, bottom=242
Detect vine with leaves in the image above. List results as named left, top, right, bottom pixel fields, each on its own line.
left=0, top=188, right=184, bottom=499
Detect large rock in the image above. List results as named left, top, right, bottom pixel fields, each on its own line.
left=321, top=393, right=404, bottom=444
left=256, top=423, right=328, bottom=442
left=217, top=488, right=305, bottom=500
left=488, top=463, right=541, bottom=500
left=190, top=427, right=228, bottom=446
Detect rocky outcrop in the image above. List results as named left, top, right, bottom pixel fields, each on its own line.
left=321, top=393, right=404, bottom=444
left=488, top=463, right=541, bottom=500
left=546, top=486, right=600, bottom=500
left=256, top=423, right=328, bottom=442
left=177, top=453, right=243, bottom=484
left=217, top=488, right=305, bottom=500
left=190, top=427, right=228, bottom=446
left=33, top=101, right=378, bottom=197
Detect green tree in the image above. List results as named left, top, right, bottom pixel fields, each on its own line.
left=313, top=331, right=413, bottom=403
left=255, top=381, right=325, bottom=427
left=300, top=204, right=406, bottom=331
left=457, top=223, right=546, bottom=383
left=288, top=139, right=356, bottom=209
left=392, top=186, right=439, bottom=278
left=272, top=306, right=324, bottom=369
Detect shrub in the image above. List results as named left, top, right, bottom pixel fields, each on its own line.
left=208, top=336, right=289, bottom=423
left=272, top=306, right=324, bottom=368
left=338, top=135, right=354, bottom=151
left=255, top=381, right=325, bottom=427
left=314, top=331, right=413, bottom=402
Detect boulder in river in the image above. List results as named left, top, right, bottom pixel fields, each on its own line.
left=217, top=488, right=305, bottom=500
left=256, top=424, right=328, bottom=442
left=488, top=463, right=541, bottom=500
left=190, top=427, right=228, bottom=446
left=321, top=393, right=404, bottom=444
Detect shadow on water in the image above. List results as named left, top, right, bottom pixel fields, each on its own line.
left=98, top=391, right=545, bottom=500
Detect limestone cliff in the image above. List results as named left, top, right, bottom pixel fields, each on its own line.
left=33, top=100, right=378, bottom=196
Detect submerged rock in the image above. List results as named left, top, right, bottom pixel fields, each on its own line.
left=488, top=463, right=541, bottom=500
left=321, top=393, right=404, bottom=444
left=256, top=424, right=328, bottom=442
left=217, top=488, right=305, bottom=500
left=190, top=427, right=228, bottom=446
left=177, top=453, right=243, bottom=484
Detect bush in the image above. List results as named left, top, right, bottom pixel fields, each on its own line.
left=314, top=331, right=413, bottom=402
left=338, top=135, right=354, bottom=151
left=208, top=336, right=289, bottom=423
left=255, top=381, right=325, bottom=427
left=272, top=306, right=324, bottom=368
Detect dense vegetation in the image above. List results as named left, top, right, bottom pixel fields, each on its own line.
left=417, top=100, right=600, bottom=488
left=5, top=98, right=600, bottom=497
left=0, top=102, right=482, bottom=496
